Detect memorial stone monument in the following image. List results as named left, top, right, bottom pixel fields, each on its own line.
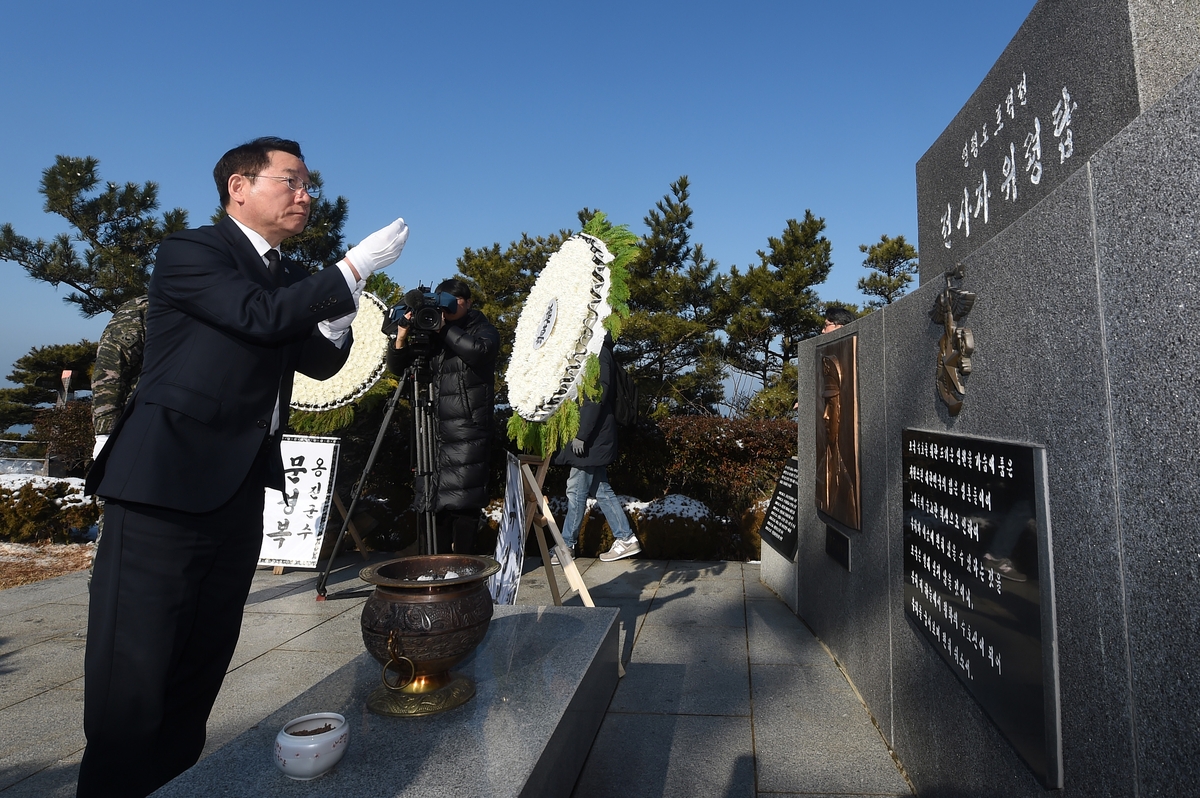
left=763, top=1, right=1200, bottom=795
left=916, top=0, right=1200, bottom=281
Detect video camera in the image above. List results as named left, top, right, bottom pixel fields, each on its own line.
left=385, top=286, right=458, bottom=336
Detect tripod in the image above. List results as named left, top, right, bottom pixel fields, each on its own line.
left=407, top=356, right=440, bottom=556
left=315, top=351, right=439, bottom=598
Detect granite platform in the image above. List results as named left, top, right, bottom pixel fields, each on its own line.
left=150, top=604, right=619, bottom=798
left=1, top=553, right=913, bottom=797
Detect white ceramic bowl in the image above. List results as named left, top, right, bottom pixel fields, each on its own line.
left=273, top=712, right=348, bottom=780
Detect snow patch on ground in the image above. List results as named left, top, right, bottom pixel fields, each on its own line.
left=0, top=474, right=93, bottom=507
left=1, top=474, right=87, bottom=490
left=0, top=540, right=95, bottom=564
left=635, top=494, right=713, bottom=521
left=487, top=492, right=718, bottom=524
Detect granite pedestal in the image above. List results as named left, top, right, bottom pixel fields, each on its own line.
left=150, top=605, right=619, bottom=798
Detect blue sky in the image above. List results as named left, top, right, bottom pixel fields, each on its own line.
left=0, top=0, right=1037, bottom=388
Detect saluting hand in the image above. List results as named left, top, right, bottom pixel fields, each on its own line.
left=343, top=218, right=409, bottom=280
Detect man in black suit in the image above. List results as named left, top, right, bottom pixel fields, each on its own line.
left=79, top=137, right=408, bottom=797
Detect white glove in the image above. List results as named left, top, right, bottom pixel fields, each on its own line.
left=93, top=435, right=109, bottom=459
left=343, top=218, right=408, bottom=279
left=319, top=309, right=357, bottom=347
left=320, top=281, right=362, bottom=345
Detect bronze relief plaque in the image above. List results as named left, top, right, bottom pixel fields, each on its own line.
left=814, top=334, right=860, bottom=530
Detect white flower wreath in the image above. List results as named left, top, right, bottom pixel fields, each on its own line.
left=290, top=291, right=390, bottom=411
left=507, top=234, right=613, bottom=422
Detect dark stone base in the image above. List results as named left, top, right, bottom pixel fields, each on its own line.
left=151, top=605, right=620, bottom=798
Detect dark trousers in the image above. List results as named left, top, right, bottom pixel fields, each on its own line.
left=77, top=446, right=270, bottom=798
left=435, top=508, right=480, bottom=555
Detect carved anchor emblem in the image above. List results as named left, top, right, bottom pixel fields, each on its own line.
left=930, top=264, right=976, bottom=415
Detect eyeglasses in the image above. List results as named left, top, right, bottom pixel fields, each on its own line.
left=242, top=174, right=321, bottom=198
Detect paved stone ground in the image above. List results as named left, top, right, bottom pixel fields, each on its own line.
left=519, top=556, right=913, bottom=798
left=0, top=551, right=912, bottom=797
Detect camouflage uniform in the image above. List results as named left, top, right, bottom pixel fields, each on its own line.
left=93, top=295, right=149, bottom=435
left=91, top=295, right=148, bottom=567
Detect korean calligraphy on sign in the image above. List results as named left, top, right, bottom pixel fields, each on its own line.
left=259, top=435, right=340, bottom=569
left=941, top=72, right=1079, bottom=251
left=902, top=429, right=1061, bottom=787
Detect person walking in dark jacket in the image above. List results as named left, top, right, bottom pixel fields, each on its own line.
left=387, top=278, right=499, bottom=554
left=553, top=335, right=640, bottom=563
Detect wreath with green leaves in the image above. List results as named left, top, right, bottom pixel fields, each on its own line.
left=505, top=213, right=637, bottom=457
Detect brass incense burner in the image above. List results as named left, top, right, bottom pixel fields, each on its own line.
left=359, top=555, right=500, bottom=717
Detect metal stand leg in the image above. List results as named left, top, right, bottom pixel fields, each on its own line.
left=316, top=357, right=439, bottom=598
left=315, top=374, right=407, bottom=598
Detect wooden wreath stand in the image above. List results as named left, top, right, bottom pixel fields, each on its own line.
left=519, top=454, right=594, bottom=607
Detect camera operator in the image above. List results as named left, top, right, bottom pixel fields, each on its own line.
left=387, top=278, right=499, bottom=554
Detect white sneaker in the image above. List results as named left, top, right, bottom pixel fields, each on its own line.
left=549, top=545, right=575, bottom=566
left=599, top=536, right=641, bottom=562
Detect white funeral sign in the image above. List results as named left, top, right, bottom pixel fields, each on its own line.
left=488, top=452, right=527, bottom=604
left=258, top=435, right=340, bottom=568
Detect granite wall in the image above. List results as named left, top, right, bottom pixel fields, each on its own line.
left=915, top=0, right=1199, bottom=283
left=765, top=43, right=1200, bottom=798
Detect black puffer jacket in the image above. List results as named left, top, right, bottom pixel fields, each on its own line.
left=387, top=308, right=499, bottom=512
left=553, top=338, right=619, bottom=468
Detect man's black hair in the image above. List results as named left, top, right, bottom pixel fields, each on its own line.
left=213, top=137, right=304, bottom=208
left=435, top=278, right=472, bottom=301
left=824, top=306, right=855, bottom=327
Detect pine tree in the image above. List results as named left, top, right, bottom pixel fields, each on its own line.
left=0, top=341, right=97, bottom=430
left=857, top=234, right=918, bottom=308
left=745, top=361, right=800, bottom=420
left=618, top=177, right=727, bottom=417
left=0, top=156, right=188, bottom=316
left=724, top=211, right=832, bottom=390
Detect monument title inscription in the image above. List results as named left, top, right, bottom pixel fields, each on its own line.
left=902, top=429, right=1061, bottom=788
left=916, top=0, right=1141, bottom=281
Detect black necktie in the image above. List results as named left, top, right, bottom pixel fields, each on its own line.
left=266, top=249, right=281, bottom=285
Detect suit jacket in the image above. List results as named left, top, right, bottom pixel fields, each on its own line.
left=86, top=216, right=357, bottom=513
